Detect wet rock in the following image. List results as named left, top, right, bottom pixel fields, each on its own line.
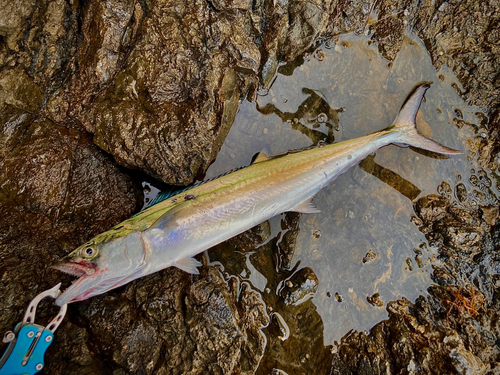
left=258, top=0, right=333, bottom=86
left=0, top=25, right=144, bottom=369
left=413, top=0, right=500, bottom=109
left=276, top=212, right=302, bottom=270
left=370, top=10, right=406, bottom=61
left=280, top=267, right=319, bottom=306
left=362, top=249, right=377, bottom=264
left=211, top=0, right=252, bottom=11
left=481, top=205, right=499, bottom=226
left=75, top=266, right=268, bottom=374
left=1, top=0, right=500, bottom=373
left=187, top=274, right=268, bottom=374
left=64, top=0, right=252, bottom=184
left=114, top=323, right=161, bottom=373
left=226, top=221, right=271, bottom=253
left=0, top=119, right=143, bottom=373
left=450, top=347, right=487, bottom=375
left=47, top=322, right=111, bottom=374
left=367, top=293, right=384, bottom=307
left=1, top=0, right=266, bottom=185
left=282, top=1, right=329, bottom=61
left=0, top=119, right=143, bottom=243
left=414, top=193, right=492, bottom=257
left=413, top=194, right=449, bottom=223
left=334, top=294, right=500, bottom=374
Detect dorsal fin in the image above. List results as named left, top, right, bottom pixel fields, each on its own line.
left=147, top=184, right=200, bottom=207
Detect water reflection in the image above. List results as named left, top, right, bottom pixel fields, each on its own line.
left=204, top=84, right=449, bottom=372
left=359, top=155, right=421, bottom=201
left=208, top=213, right=333, bottom=374
left=257, top=85, right=423, bottom=202
left=256, top=88, right=342, bottom=145
left=144, top=29, right=490, bottom=372
left=202, top=29, right=487, bottom=352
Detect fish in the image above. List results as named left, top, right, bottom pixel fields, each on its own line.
left=53, top=84, right=461, bottom=306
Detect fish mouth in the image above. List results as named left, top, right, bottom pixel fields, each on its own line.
left=51, top=261, right=97, bottom=277
left=54, top=265, right=147, bottom=306
left=54, top=278, right=95, bottom=306
left=52, top=264, right=106, bottom=306
left=54, top=270, right=133, bottom=306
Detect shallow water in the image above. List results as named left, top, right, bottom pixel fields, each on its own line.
left=199, top=30, right=493, bottom=348
left=139, top=30, right=495, bottom=372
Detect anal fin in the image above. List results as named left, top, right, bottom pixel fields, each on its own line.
left=290, top=198, right=320, bottom=214
left=174, top=256, right=202, bottom=274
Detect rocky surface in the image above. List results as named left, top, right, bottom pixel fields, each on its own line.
left=0, top=119, right=143, bottom=373
left=52, top=266, right=268, bottom=375
left=321, top=0, right=500, bottom=374
left=0, top=0, right=499, bottom=374
left=0, top=0, right=341, bottom=185
left=330, top=173, right=500, bottom=374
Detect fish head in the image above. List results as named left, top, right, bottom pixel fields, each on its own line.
left=53, top=231, right=148, bottom=305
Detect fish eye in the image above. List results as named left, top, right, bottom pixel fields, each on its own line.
left=81, top=246, right=98, bottom=258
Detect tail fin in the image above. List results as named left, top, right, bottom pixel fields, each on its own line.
left=390, top=84, right=462, bottom=155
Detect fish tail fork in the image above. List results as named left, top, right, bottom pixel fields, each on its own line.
left=389, top=84, right=462, bottom=155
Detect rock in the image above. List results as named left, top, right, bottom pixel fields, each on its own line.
left=481, top=205, right=499, bottom=226
left=362, top=249, right=377, bottom=264
left=334, top=296, right=495, bottom=374
left=1, top=0, right=261, bottom=185
left=1, top=0, right=500, bottom=373
left=73, top=266, right=268, bottom=374
left=226, top=221, right=271, bottom=253
left=280, top=267, right=319, bottom=306
left=211, top=0, right=253, bottom=11
left=0, top=119, right=143, bottom=373
left=0, top=29, right=144, bottom=370
left=413, top=0, right=500, bottom=108
left=450, top=347, right=487, bottom=375
left=50, top=0, right=243, bottom=184
left=276, top=212, right=302, bottom=270
left=413, top=194, right=449, bottom=223
left=67, top=0, right=250, bottom=184
left=367, top=293, right=384, bottom=307
left=258, top=0, right=333, bottom=86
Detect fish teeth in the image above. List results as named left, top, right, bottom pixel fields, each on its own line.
left=51, top=263, right=87, bottom=277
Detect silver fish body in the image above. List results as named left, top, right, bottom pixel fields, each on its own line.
left=54, top=84, right=461, bottom=305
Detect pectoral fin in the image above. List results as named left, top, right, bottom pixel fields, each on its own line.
left=174, top=257, right=202, bottom=274
left=290, top=198, right=321, bottom=214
